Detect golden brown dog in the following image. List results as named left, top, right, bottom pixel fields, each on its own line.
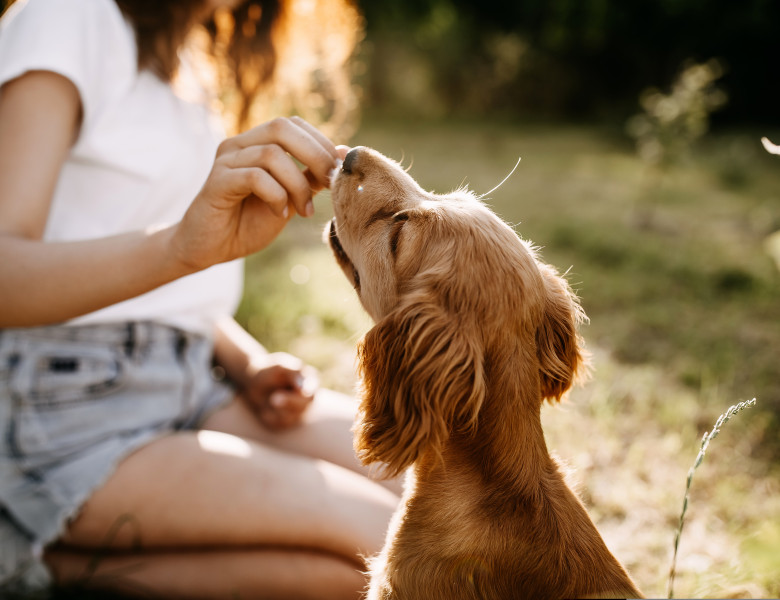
left=327, top=146, right=643, bottom=600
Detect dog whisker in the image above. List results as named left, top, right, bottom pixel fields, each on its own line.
left=476, top=155, right=522, bottom=199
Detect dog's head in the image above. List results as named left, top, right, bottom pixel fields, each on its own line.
left=328, top=147, right=587, bottom=476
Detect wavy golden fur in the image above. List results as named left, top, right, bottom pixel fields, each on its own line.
left=327, top=147, right=643, bottom=599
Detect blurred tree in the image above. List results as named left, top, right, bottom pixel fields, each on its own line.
left=357, top=0, right=777, bottom=125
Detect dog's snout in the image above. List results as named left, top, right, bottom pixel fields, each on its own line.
left=342, top=146, right=363, bottom=175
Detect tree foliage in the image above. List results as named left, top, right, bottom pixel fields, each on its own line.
left=357, top=0, right=777, bottom=124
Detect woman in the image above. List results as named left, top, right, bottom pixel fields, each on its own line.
left=0, top=0, right=397, bottom=598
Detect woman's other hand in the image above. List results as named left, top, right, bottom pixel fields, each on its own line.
left=171, top=116, right=341, bottom=272
left=242, top=352, right=319, bottom=431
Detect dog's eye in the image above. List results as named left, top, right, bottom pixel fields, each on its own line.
left=389, top=217, right=406, bottom=259
left=352, top=266, right=361, bottom=291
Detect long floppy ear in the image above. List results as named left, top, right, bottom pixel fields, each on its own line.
left=355, top=298, right=486, bottom=477
left=535, top=264, right=589, bottom=403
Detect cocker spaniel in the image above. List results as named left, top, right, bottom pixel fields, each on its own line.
left=327, top=146, right=642, bottom=600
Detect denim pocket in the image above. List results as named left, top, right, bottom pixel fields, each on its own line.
left=7, top=343, right=128, bottom=459
left=26, top=347, right=123, bottom=406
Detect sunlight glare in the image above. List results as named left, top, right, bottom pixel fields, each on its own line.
left=294, top=0, right=316, bottom=17
left=290, top=263, right=311, bottom=285
left=196, top=430, right=252, bottom=458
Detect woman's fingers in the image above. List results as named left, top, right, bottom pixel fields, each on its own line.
left=229, top=117, right=339, bottom=189
left=289, top=116, right=339, bottom=159
left=175, top=117, right=341, bottom=270
left=271, top=389, right=312, bottom=416
left=224, top=144, right=314, bottom=217
left=216, top=117, right=342, bottom=217
left=259, top=388, right=312, bottom=431
left=216, top=166, right=290, bottom=219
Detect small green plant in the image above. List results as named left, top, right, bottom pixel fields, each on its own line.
left=667, top=398, right=758, bottom=599
left=625, top=59, right=728, bottom=228
left=627, top=59, right=727, bottom=169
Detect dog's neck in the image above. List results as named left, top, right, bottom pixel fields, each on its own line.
left=462, top=345, right=554, bottom=499
left=412, top=345, right=564, bottom=512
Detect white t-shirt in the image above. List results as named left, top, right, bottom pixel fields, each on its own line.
left=0, top=0, right=244, bottom=337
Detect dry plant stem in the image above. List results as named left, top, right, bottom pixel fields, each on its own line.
left=761, top=137, right=780, bottom=155
left=666, top=398, right=757, bottom=599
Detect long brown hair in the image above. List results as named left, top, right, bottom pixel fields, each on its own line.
left=118, top=0, right=363, bottom=134
left=3, top=0, right=363, bottom=135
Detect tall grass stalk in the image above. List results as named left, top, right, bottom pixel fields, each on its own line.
left=667, top=398, right=757, bottom=599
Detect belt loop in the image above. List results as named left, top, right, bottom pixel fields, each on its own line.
left=175, top=329, right=189, bottom=362
left=123, top=322, right=136, bottom=358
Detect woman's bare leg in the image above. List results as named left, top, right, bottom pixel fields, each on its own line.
left=47, top=547, right=366, bottom=600
left=45, top=390, right=400, bottom=597
left=56, top=431, right=397, bottom=561
left=202, top=389, right=404, bottom=495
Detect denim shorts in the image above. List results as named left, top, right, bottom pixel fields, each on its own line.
left=0, top=321, right=234, bottom=594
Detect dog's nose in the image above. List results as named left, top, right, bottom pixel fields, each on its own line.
left=342, top=146, right=362, bottom=175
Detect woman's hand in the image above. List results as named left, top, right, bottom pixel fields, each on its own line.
left=171, top=116, right=341, bottom=272
left=242, top=352, right=319, bottom=431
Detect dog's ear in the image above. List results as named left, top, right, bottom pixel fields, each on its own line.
left=535, top=264, right=589, bottom=402
left=355, top=297, right=485, bottom=477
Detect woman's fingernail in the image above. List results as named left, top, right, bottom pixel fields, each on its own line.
left=305, top=201, right=314, bottom=217
left=327, top=160, right=343, bottom=187
left=283, top=205, right=290, bottom=218
left=300, top=374, right=319, bottom=396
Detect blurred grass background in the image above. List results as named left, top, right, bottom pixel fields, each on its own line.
left=231, top=2, right=780, bottom=597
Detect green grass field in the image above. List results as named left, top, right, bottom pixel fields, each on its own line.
left=237, top=119, right=780, bottom=598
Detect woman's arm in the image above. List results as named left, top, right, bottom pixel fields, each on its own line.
left=0, top=225, right=194, bottom=327
left=213, top=315, right=318, bottom=430
left=0, top=71, right=194, bottom=326
left=0, top=71, right=340, bottom=328
left=213, top=315, right=271, bottom=386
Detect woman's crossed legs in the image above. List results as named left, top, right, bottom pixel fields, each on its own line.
left=46, top=390, right=399, bottom=599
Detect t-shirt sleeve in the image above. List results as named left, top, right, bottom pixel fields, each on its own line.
left=0, top=0, right=136, bottom=127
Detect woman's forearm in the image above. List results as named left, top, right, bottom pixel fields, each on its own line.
left=0, top=225, right=195, bottom=328
left=213, top=315, right=269, bottom=388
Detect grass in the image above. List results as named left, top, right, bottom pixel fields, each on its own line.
left=236, top=118, right=780, bottom=598
left=668, top=398, right=758, bottom=599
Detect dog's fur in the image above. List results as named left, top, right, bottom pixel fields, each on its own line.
left=327, top=147, right=643, bottom=600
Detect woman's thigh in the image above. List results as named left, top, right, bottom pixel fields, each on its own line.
left=202, top=390, right=404, bottom=495
left=58, top=430, right=398, bottom=564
